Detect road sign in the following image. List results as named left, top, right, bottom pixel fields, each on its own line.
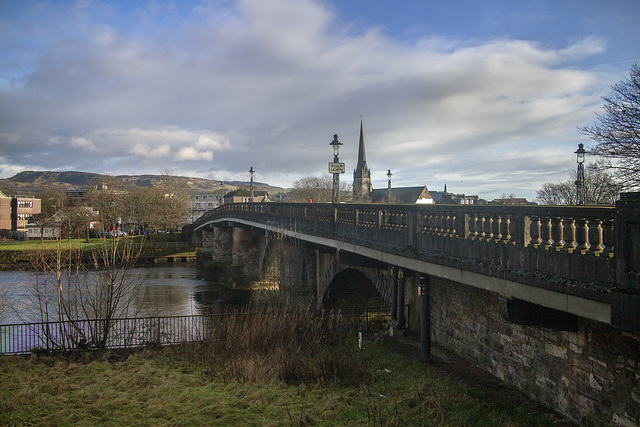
left=328, top=162, right=345, bottom=174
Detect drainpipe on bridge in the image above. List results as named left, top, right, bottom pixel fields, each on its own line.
left=396, top=269, right=406, bottom=330
left=419, top=275, right=432, bottom=362
left=390, top=267, right=398, bottom=325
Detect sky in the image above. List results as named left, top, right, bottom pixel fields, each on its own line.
left=0, top=0, right=639, bottom=201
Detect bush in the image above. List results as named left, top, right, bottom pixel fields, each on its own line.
left=189, top=303, right=374, bottom=386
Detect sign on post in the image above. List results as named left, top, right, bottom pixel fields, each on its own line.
left=328, top=162, right=345, bottom=174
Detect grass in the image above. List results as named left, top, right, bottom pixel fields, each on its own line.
left=0, top=238, right=105, bottom=252
left=0, top=342, right=558, bottom=426
left=0, top=304, right=562, bottom=426
left=0, top=236, right=197, bottom=268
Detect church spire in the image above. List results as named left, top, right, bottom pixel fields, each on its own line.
left=355, top=119, right=367, bottom=174
left=353, top=119, right=372, bottom=201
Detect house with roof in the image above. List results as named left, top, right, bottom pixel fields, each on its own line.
left=371, top=186, right=434, bottom=204
left=222, top=188, right=269, bottom=205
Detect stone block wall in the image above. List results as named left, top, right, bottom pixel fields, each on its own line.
left=430, top=277, right=640, bottom=425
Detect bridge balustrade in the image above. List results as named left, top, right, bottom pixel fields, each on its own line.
left=192, top=202, right=616, bottom=294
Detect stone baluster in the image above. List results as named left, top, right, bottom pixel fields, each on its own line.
left=477, top=215, right=486, bottom=240
left=492, top=215, right=502, bottom=242
left=575, top=218, right=590, bottom=253
left=562, top=218, right=577, bottom=252
left=468, top=213, right=478, bottom=239
left=588, top=218, right=604, bottom=254
left=442, top=213, right=450, bottom=236
left=450, top=213, right=457, bottom=237
left=482, top=216, right=492, bottom=241
left=528, top=216, right=542, bottom=247
left=551, top=217, right=565, bottom=250
left=433, top=213, right=441, bottom=235
left=501, top=216, right=512, bottom=244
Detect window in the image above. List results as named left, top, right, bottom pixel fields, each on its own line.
left=18, top=201, right=33, bottom=208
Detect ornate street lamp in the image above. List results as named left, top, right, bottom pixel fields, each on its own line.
left=574, top=143, right=586, bottom=205
left=387, top=169, right=393, bottom=203
left=329, top=134, right=344, bottom=203
left=249, top=166, right=255, bottom=203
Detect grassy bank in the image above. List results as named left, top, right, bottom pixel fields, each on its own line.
left=1, top=341, right=560, bottom=426
left=0, top=236, right=196, bottom=269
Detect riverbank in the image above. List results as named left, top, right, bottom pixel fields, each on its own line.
left=0, top=340, right=568, bottom=425
left=0, top=237, right=197, bottom=271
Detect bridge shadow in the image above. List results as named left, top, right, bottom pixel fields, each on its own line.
left=323, top=268, right=386, bottom=313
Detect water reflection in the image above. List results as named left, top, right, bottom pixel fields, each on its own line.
left=0, top=265, right=249, bottom=325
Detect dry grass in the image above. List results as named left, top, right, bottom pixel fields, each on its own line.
left=181, top=303, right=375, bottom=386
left=0, top=343, right=561, bottom=426
left=0, top=305, right=564, bottom=425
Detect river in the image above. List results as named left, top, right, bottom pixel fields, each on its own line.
left=0, top=265, right=250, bottom=325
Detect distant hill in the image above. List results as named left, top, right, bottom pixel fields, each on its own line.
left=0, top=171, right=286, bottom=196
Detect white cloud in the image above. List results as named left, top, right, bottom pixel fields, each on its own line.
left=0, top=0, right=623, bottom=200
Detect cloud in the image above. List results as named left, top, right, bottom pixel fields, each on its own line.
left=0, top=0, right=620, bottom=200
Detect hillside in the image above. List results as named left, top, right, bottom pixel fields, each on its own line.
left=0, top=171, right=286, bottom=196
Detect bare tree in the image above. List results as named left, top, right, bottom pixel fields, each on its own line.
left=26, top=236, right=146, bottom=351
left=579, top=63, right=640, bottom=191
left=87, top=175, right=129, bottom=233
left=289, top=175, right=351, bottom=203
left=290, top=175, right=332, bottom=203
left=536, top=164, right=621, bottom=205
left=158, top=171, right=190, bottom=234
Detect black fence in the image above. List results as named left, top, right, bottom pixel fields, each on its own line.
left=1, top=307, right=392, bottom=355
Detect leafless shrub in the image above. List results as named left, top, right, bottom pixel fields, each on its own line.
left=24, top=236, right=147, bottom=351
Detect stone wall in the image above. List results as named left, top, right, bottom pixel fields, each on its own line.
left=430, top=277, right=640, bottom=425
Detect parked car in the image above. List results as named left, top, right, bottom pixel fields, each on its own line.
left=109, top=230, right=127, bottom=237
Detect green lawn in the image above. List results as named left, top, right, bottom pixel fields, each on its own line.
left=0, top=342, right=561, bottom=426
left=0, top=238, right=105, bottom=252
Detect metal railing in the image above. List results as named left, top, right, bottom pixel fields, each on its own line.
left=0, top=315, right=218, bottom=355
left=1, top=307, right=393, bottom=355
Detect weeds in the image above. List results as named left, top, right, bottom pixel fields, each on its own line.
left=185, top=303, right=374, bottom=386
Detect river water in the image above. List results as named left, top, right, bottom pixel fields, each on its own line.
left=0, top=265, right=249, bottom=325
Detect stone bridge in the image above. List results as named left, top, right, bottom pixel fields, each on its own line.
left=185, top=193, right=640, bottom=425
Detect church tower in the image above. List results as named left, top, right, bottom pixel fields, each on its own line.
left=353, top=120, right=372, bottom=202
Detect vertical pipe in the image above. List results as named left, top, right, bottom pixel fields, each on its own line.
left=397, top=269, right=405, bottom=329
left=390, top=267, right=398, bottom=324
left=419, top=275, right=432, bottom=362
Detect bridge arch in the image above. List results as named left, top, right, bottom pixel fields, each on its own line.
left=323, top=268, right=386, bottom=311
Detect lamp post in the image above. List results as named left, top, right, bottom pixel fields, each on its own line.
left=574, top=143, right=586, bottom=205
left=249, top=166, right=255, bottom=203
left=329, top=134, right=344, bottom=203
left=387, top=169, right=392, bottom=203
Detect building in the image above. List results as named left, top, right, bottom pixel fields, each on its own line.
left=222, top=189, right=269, bottom=205
left=351, top=122, right=433, bottom=204
left=27, top=213, right=62, bottom=240
left=352, top=120, right=372, bottom=202
left=0, top=191, right=41, bottom=237
left=189, top=191, right=226, bottom=222
left=371, top=186, right=434, bottom=204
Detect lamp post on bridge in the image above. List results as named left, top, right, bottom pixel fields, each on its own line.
left=387, top=169, right=392, bottom=203
left=328, top=134, right=344, bottom=203
left=249, top=166, right=255, bottom=203
left=574, top=143, right=586, bottom=205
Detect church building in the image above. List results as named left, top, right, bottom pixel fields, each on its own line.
left=352, top=122, right=433, bottom=204
left=352, top=121, right=372, bottom=202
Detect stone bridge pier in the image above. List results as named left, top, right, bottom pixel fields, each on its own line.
left=199, top=225, right=402, bottom=312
